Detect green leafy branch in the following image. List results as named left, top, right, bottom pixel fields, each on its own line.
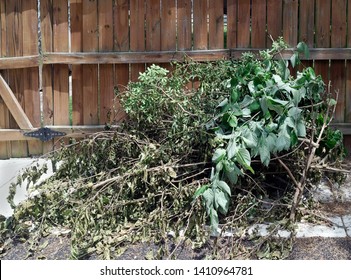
left=196, top=39, right=341, bottom=230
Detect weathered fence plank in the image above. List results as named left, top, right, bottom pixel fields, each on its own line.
left=99, top=0, right=114, bottom=125
left=299, top=0, right=315, bottom=47
left=6, top=0, right=27, bottom=157
left=113, top=0, right=129, bottom=122
left=53, top=0, right=69, bottom=127
left=71, top=0, right=84, bottom=125
left=226, top=0, right=237, bottom=48
left=82, top=0, right=98, bottom=125
left=237, top=0, right=250, bottom=48
left=283, top=0, right=298, bottom=46
left=209, top=0, right=224, bottom=49
left=146, top=0, right=161, bottom=52
left=193, top=0, right=208, bottom=50
left=298, top=0, right=314, bottom=70
left=41, top=0, right=54, bottom=154
left=160, top=0, right=177, bottom=71
left=346, top=0, right=351, bottom=130
left=267, top=0, right=282, bottom=47
left=130, top=0, right=145, bottom=82
left=0, top=75, right=33, bottom=130
left=251, top=0, right=266, bottom=48
left=330, top=0, right=347, bottom=123
left=161, top=0, right=177, bottom=51
left=177, top=0, right=192, bottom=50
left=314, top=0, right=331, bottom=88
left=0, top=0, right=10, bottom=158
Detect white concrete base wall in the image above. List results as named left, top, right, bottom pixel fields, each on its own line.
left=0, top=158, right=53, bottom=217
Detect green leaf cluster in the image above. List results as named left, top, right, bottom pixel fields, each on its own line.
left=198, top=40, right=342, bottom=230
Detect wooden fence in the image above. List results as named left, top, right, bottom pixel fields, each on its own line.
left=1, top=0, right=351, bottom=159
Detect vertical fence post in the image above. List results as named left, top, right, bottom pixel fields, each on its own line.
left=330, top=0, right=347, bottom=123
left=0, top=0, right=10, bottom=158
left=193, top=0, right=208, bottom=50
left=82, top=0, right=99, bottom=125
left=266, top=0, right=282, bottom=47
left=346, top=0, right=351, bottom=150
left=237, top=0, right=250, bottom=48
left=41, top=0, right=54, bottom=154
left=130, top=0, right=145, bottom=82
left=226, top=0, right=237, bottom=49
left=314, top=0, right=330, bottom=87
left=251, top=0, right=266, bottom=48
left=53, top=0, right=69, bottom=135
left=113, top=0, right=129, bottom=122
left=6, top=0, right=28, bottom=157
left=177, top=0, right=192, bottom=51
left=99, top=0, right=114, bottom=125
left=71, top=0, right=84, bottom=126
left=209, top=0, right=224, bottom=50
left=298, top=0, right=314, bottom=70
left=23, top=0, right=42, bottom=156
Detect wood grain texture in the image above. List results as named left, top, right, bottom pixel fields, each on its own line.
left=282, top=0, right=298, bottom=46
left=177, top=0, right=192, bottom=50
left=330, top=61, right=346, bottom=123
left=346, top=0, right=351, bottom=123
left=0, top=0, right=6, bottom=56
left=146, top=0, right=160, bottom=52
left=237, top=0, right=250, bottom=48
left=3, top=47, right=351, bottom=66
left=251, top=0, right=266, bottom=48
left=299, top=0, right=315, bottom=47
left=82, top=0, right=99, bottom=125
left=161, top=0, right=177, bottom=51
left=330, top=0, right=347, bottom=123
left=226, top=0, right=237, bottom=49
left=114, top=0, right=129, bottom=52
left=267, top=0, right=282, bottom=47
left=346, top=62, right=351, bottom=122
left=315, top=0, right=331, bottom=48
left=6, top=0, right=27, bottom=157
left=160, top=0, right=176, bottom=71
left=99, top=0, right=114, bottom=125
left=314, top=0, right=331, bottom=119
left=209, top=0, right=224, bottom=49
left=41, top=0, right=54, bottom=154
left=23, top=0, right=42, bottom=155
left=53, top=0, right=69, bottom=128
left=331, top=0, right=347, bottom=48
left=71, top=0, right=83, bottom=125
left=0, top=74, right=32, bottom=129
left=0, top=0, right=10, bottom=158
left=130, top=0, right=145, bottom=81
left=114, top=0, right=129, bottom=122
left=193, top=0, right=208, bottom=50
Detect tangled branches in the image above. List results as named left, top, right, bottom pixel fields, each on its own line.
left=1, top=41, right=347, bottom=260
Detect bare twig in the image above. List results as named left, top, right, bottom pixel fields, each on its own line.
left=289, top=89, right=336, bottom=221
left=172, top=168, right=211, bottom=183
left=277, top=158, right=299, bottom=188
left=167, top=206, right=194, bottom=260
left=310, top=165, right=351, bottom=174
